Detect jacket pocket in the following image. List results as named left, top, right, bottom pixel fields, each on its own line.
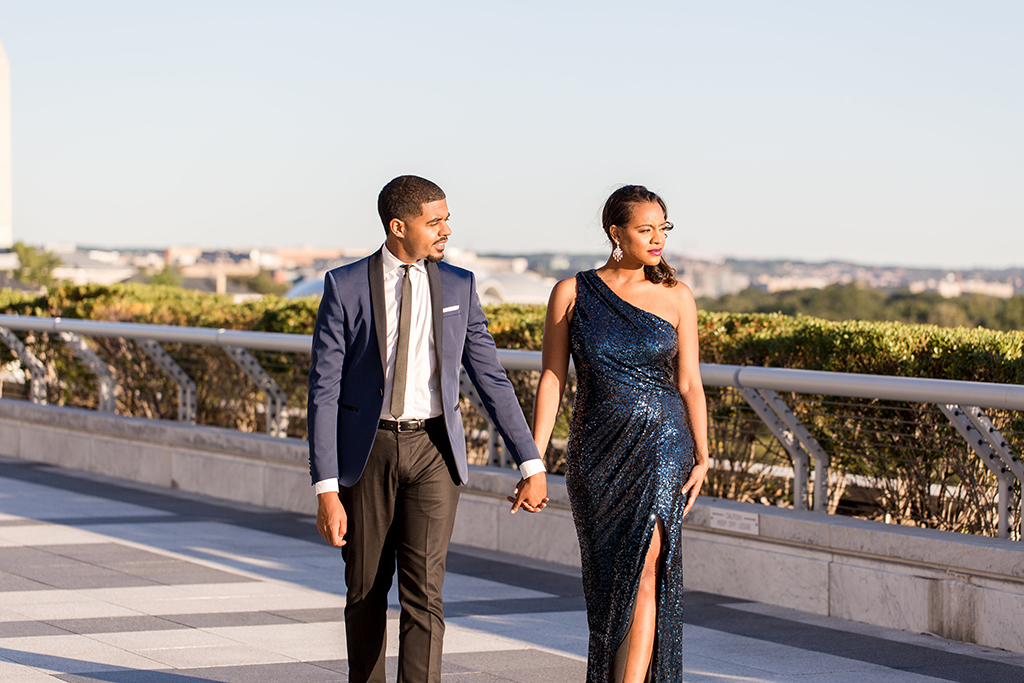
left=341, top=403, right=358, bottom=413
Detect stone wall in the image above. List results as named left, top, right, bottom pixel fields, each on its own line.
left=2, top=398, right=1023, bottom=653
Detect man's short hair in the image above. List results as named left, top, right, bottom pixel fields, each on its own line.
left=377, top=176, right=446, bottom=232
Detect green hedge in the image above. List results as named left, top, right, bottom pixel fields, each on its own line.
left=5, top=284, right=1024, bottom=380
left=3, top=284, right=1022, bottom=535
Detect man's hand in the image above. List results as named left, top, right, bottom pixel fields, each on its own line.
left=681, top=460, right=709, bottom=518
left=317, top=492, right=348, bottom=546
left=507, top=472, right=549, bottom=514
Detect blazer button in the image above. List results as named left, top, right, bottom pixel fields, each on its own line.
left=379, top=389, right=384, bottom=396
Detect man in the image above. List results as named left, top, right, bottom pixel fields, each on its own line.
left=308, top=175, right=548, bottom=683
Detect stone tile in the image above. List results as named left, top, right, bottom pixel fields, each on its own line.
left=161, top=610, right=302, bottom=629
left=129, top=643, right=293, bottom=669
left=35, top=543, right=167, bottom=565
left=2, top=600, right=145, bottom=622
left=86, top=627, right=238, bottom=652
left=0, top=675, right=63, bottom=683
left=0, top=546, right=69, bottom=568
left=0, top=633, right=128, bottom=659
left=445, top=648, right=586, bottom=682
left=0, top=525, right=112, bottom=547
left=9, top=564, right=159, bottom=591
left=203, top=623, right=347, bottom=662
left=6, top=647, right=167, bottom=675
left=267, top=607, right=345, bottom=625
left=0, top=620, right=71, bottom=638
left=0, top=571, right=51, bottom=592
left=44, top=615, right=190, bottom=635
left=167, top=661, right=348, bottom=682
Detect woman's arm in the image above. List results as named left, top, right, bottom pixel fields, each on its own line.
left=675, top=283, right=709, bottom=517
left=533, top=277, right=576, bottom=458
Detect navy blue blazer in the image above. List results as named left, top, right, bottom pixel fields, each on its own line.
left=307, top=248, right=540, bottom=487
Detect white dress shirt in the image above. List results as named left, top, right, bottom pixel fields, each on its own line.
left=378, top=245, right=442, bottom=421
left=315, top=244, right=544, bottom=496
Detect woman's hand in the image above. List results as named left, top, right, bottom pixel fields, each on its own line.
left=681, top=459, right=709, bottom=518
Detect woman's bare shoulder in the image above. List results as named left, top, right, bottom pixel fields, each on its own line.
left=669, top=280, right=697, bottom=317
left=545, top=275, right=578, bottom=320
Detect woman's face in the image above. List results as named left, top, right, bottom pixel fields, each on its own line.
left=613, top=201, right=673, bottom=266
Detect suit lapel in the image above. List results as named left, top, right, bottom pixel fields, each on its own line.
left=426, top=261, right=444, bottom=373
left=368, top=248, right=387, bottom=376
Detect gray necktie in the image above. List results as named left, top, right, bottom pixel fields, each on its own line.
left=390, top=264, right=412, bottom=419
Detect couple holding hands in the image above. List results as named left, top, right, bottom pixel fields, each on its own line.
left=308, top=175, right=709, bottom=683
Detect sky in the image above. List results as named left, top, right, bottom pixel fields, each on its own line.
left=0, top=1, right=1021, bottom=268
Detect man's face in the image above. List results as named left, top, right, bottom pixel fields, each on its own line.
left=394, top=199, right=451, bottom=263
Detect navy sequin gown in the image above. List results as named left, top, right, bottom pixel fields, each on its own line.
left=567, top=270, right=694, bottom=683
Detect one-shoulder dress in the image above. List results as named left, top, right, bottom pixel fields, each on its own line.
left=566, top=269, right=695, bottom=683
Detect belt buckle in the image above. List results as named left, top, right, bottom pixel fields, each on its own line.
left=396, top=419, right=419, bottom=433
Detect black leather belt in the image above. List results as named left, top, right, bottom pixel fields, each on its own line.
left=378, top=417, right=440, bottom=433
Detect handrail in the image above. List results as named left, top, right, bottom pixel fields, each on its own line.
left=2, top=313, right=1022, bottom=535
left=0, top=314, right=312, bottom=353
left=4, top=314, right=1024, bottom=410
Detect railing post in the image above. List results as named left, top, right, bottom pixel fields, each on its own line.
left=139, top=340, right=198, bottom=424
left=0, top=326, right=48, bottom=405
left=58, top=331, right=116, bottom=413
left=759, top=390, right=831, bottom=513
left=940, top=404, right=1014, bottom=539
left=459, top=366, right=507, bottom=467
left=739, top=388, right=810, bottom=510
left=223, top=346, right=289, bottom=437
left=961, top=406, right=1024, bottom=540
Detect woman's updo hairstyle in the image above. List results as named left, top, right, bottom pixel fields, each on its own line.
left=602, top=185, right=677, bottom=287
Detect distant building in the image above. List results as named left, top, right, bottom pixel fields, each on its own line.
left=285, top=249, right=557, bottom=305
left=676, top=258, right=751, bottom=298
left=0, top=40, right=13, bottom=249
left=49, top=247, right=136, bottom=285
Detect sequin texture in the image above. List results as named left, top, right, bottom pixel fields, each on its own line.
left=567, top=270, right=694, bottom=683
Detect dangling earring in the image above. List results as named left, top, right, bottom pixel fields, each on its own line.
left=612, top=242, right=623, bottom=262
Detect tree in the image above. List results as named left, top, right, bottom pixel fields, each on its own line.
left=12, top=242, right=61, bottom=289
left=148, top=265, right=184, bottom=287
left=236, top=270, right=290, bottom=296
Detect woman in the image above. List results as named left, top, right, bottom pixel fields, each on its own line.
left=533, top=185, right=709, bottom=682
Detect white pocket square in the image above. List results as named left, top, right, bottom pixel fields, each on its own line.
left=442, top=305, right=460, bottom=314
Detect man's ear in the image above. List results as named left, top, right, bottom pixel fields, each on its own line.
left=389, top=218, right=405, bottom=238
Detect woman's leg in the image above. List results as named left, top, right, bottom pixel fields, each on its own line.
left=622, top=520, right=663, bottom=683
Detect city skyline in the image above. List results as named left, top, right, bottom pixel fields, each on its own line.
left=0, top=2, right=1021, bottom=268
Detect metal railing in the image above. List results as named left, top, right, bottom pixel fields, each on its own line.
left=2, top=314, right=1022, bottom=539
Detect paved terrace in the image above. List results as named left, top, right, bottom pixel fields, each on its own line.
left=1, top=454, right=1024, bottom=683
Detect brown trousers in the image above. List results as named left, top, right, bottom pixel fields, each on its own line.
left=339, top=419, right=461, bottom=683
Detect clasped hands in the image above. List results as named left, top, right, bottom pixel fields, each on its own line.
left=317, top=472, right=549, bottom=547
left=506, top=472, right=548, bottom=514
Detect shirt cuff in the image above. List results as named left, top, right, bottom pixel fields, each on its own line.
left=518, top=459, right=546, bottom=480
left=314, top=478, right=340, bottom=496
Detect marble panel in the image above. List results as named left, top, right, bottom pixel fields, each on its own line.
left=169, top=449, right=266, bottom=506
left=18, top=425, right=89, bottom=470
left=88, top=435, right=172, bottom=487
left=975, top=585, right=1024, bottom=654
left=451, top=493, right=500, bottom=551
left=496, top=503, right=580, bottom=567
left=262, top=461, right=316, bottom=515
left=682, top=532, right=830, bottom=615
left=828, top=561, right=930, bottom=632
left=0, top=418, right=20, bottom=457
